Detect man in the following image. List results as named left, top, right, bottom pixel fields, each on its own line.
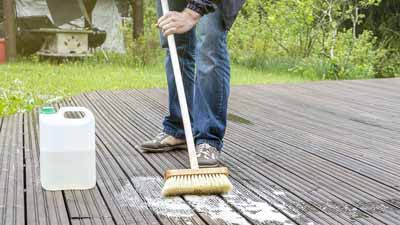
left=141, top=0, right=245, bottom=168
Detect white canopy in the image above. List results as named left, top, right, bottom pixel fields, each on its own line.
left=16, top=0, right=125, bottom=53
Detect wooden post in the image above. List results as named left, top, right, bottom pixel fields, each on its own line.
left=131, top=0, right=144, bottom=39
left=3, top=0, right=17, bottom=60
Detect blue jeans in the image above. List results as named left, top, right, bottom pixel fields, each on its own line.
left=156, top=0, right=230, bottom=151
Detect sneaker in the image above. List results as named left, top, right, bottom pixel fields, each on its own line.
left=196, top=143, right=220, bottom=168
left=141, top=132, right=187, bottom=153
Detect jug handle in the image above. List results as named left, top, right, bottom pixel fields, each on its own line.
left=58, top=107, right=95, bottom=122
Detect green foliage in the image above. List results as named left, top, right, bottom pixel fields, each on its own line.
left=362, top=0, right=400, bottom=49
left=3, top=0, right=398, bottom=116
left=114, top=0, right=399, bottom=79
left=0, top=79, right=45, bottom=116
left=0, top=59, right=315, bottom=117
left=122, top=0, right=163, bottom=66
left=327, top=30, right=385, bottom=79
left=229, top=0, right=398, bottom=79
left=374, top=50, right=400, bottom=78
left=0, top=58, right=165, bottom=116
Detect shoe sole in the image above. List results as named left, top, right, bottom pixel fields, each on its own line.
left=142, top=144, right=220, bottom=168
left=199, top=163, right=220, bottom=168
left=141, top=144, right=187, bottom=153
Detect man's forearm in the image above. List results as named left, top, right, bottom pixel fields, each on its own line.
left=186, top=0, right=216, bottom=16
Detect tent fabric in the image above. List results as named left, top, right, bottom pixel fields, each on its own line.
left=46, top=0, right=83, bottom=26
left=15, top=0, right=125, bottom=53
left=92, top=0, right=125, bottom=53
left=16, top=0, right=50, bottom=17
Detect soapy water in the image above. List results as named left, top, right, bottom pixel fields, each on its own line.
left=117, top=177, right=193, bottom=218
left=222, top=193, right=291, bottom=223
left=40, top=151, right=96, bottom=190
left=116, top=176, right=293, bottom=225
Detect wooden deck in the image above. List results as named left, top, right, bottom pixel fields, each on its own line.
left=1, top=78, right=400, bottom=225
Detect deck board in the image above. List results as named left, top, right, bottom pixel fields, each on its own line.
left=0, top=114, right=24, bottom=225
left=125, top=89, right=337, bottom=224
left=24, top=112, right=70, bottom=225
left=81, top=91, right=249, bottom=225
left=1, top=78, right=400, bottom=224
left=131, top=88, right=392, bottom=225
left=93, top=90, right=294, bottom=225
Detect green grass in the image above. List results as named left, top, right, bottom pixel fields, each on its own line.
left=0, top=59, right=318, bottom=117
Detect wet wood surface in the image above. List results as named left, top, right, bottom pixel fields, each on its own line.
left=1, top=78, right=400, bottom=225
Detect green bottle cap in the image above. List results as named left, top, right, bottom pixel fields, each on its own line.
left=40, top=106, right=57, bottom=114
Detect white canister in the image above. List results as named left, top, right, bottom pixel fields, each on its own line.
left=39, top=106, right=96, bottom=191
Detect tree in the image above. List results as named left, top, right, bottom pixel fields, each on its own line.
left=362, top=0, right=400, bottom=48
left=130, top=0, right=144, bottom=39
left=3, top=0, right=17, bottom=60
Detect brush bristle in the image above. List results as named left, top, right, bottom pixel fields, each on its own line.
left=162, top=174, right=233, bottom=196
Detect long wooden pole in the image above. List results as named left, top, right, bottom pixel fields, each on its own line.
left=161, top=0, right=199, bottom=169
left=3, top=0, right=17, bottom=60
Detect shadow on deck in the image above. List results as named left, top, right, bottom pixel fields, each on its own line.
left=1, top=78, right=400, bottom=225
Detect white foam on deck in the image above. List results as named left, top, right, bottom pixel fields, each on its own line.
left=223, top=192, right=291, bottom=224
left=116, top=177, right=193, bottom=218
left=115, top=176, right=292, bottom=224
left=185, top=195, right=251, bottom=225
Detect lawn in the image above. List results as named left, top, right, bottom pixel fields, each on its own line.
left=0, top=58, right=318, bottom=117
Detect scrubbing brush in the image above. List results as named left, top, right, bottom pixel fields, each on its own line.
left=163, top=168, right=233, bottom=196
left=160, top=0, right=233, bottom=197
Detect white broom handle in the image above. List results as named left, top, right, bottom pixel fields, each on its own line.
left=161, top=0, right=199, bottom=169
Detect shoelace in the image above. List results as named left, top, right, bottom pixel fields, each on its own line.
left=196, top=143, right=216, bottom=159
left=153, top=132, right=168, bottom=143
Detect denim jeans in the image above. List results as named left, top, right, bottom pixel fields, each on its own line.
left=156, top=0, right=230, bottom=151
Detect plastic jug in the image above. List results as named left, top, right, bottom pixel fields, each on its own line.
left=39, top=106, right=96, bottom=191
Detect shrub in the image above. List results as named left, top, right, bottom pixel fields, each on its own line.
left=326, top=30, right=386, bottom=79
left=122, top=1, right=163, bottom=66
left=228, top=0, right=395, bottom=80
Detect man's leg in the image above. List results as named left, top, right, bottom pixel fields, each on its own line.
left=194, top=7, right=230, bottom=152
left=141, top=0, right=196, bottom=152
left=158, top=0, right=196, bottom=139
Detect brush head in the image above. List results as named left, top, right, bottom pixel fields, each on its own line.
left=162, top=167, right=233, bottom=196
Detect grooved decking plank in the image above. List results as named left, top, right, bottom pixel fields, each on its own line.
left=0, top=114, right=24, bottom=225
left=90, top=90, right=296, bottom=225
left=98, top=89, right=338, bottom=225
left=120, top=89, right=340, bottom=224
left=131, top=89, right=377, bottom=225
left=2, top=78, right=400, bottom=225
left=134, top=87, right=400, bottom=224
left=69, top=95, right=209, bottom=225
left=340, top=79, right=400, bottom=101
left=301, top=80, right=400, bottom=109
left=298, top=81, right=400, bottom=130
left=230, top=85, right=400, bottom=184
left=23, top=112, right=70, bottom=225
left=228, top=85, right=400, bottom=176
left=0, top=114, right=25, bottom=225
left=26, top=106, right=115, bottom=225
left=223, top=123, right=400, bottom=223
left=282, top=83, right=400, bottom=129
left=255, top=83, right=400, bottom=132
left=237, top=85, right=400, bottom=149
left=222, top=86, right=397, bottom=223
left=230, top=88, right=400, bottom=173
left=53, top=103, right=116, bottom=225
left=59, top=150, right=115, bottom=222
left=77, top=92, right=248, bottom=225
left=56, top=99, right=157, bottom=225
left=63, top=188, right=115, bottom=225
left=223, top=85, right=400, bottom=223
